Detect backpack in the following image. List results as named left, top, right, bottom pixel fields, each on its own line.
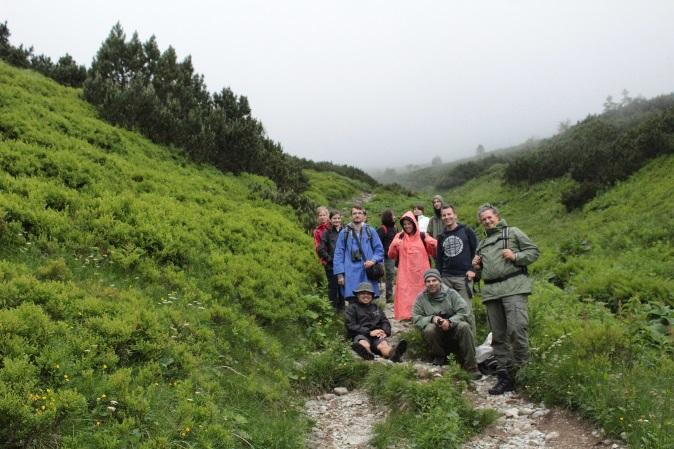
left=343, top=224, right=385, bottom=281
left=476, top=226, right=527, bottom=284
left=343, top=224, right=376, bottom=253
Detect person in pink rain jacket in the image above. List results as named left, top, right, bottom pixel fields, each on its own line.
left=388, top=211, right=437, bottom=320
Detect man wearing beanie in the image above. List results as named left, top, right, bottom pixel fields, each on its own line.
left=412, top=269, right=481, bottom=379
left=427, top=194, right=445, bottom=239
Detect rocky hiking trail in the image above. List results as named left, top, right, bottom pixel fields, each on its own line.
left=304, top=301, right=628, bottom=449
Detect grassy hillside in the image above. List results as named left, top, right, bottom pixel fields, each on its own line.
left=319, top=150, right=673, bottom=447
left=0, top=61, right=335, bottom=448
left=302, top=169, right=369, bottom=208
left=430, top=157, right=673, bottom=448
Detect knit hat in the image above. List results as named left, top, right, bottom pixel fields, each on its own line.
left=432, top=194, right=443, bottom=202
left=423, top=268, right=441, bottom=282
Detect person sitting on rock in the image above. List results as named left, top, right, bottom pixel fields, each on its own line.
left=345, top=282, right=407, bottom=362
left=412, top=269, right=482, bottom=380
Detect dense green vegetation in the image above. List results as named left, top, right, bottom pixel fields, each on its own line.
left=303, top=169, right=369, bottom=208
left=3, top=46, right=673, bottom=448
left=295, top=157, right=379, bottom=188
left=438, top=157, right=673, bottom=448
left=395, top=93, right=674, bottom=215
left=504, top=95, right=674, bottom=210
left=83, top=23, right=308, bottom=197
left=313, top=144, right=674, bottom=448
left=1, top=20, right=312, bottom=221
left=0, top=61, right=336, bottom=448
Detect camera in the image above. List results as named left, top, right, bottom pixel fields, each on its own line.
left=434, top=312, right=450, bottom=326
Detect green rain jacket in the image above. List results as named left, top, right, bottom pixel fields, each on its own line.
left=412, top=283, right=472, bottom=329
left=476, top=219, right=539, bottom=302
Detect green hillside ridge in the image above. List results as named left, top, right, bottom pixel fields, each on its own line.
left=0, top=61, right=337, bottom=448
left=301, top=150, right=673, bottom=446
left=359, top=158, right=673, bottom=447
left=2, top=59, right=673, bottom=449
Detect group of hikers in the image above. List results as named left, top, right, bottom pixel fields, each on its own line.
left=313, top=197, right=539, bottom=395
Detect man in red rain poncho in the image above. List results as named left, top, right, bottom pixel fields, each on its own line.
left=388, top=211, right=437, bottom=320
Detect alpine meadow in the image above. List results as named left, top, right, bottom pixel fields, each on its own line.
left=2, top=21, right=674, bottom=449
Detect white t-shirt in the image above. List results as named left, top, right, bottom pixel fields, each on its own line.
left=417, top=215, right=429, bottom=233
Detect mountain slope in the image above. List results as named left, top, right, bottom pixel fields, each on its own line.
left=0, top=61, right=329, bottom=448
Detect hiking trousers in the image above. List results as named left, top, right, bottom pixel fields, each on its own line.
left=441, top=275, right=476, bottom=339
left=485, top=294, right=529, bottom=372
left=383, top=258, right=396, bottom=301
left=422, top=321, right=477, bottom=371
left=324, top=266, right=344, bottom=311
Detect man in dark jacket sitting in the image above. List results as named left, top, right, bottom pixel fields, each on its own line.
left=345, top=282, right=407, bottom=362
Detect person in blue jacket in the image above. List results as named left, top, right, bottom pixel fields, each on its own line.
left=333, top=204, right=385, bottom=303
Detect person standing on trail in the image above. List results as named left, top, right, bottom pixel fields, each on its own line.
left=435, top=204, right=478, bottom=339
left=413, top=204, right=430, bottom=233
left=318, top=210, right=345, bottom=311
left=313, top=206, right=330, bottom=263
left=333, top=205, right=385, bottom=302
left=427, top=194, right=445, bottom=239
left=345, top=282, right=407, bottom=362
left=412, top=269, right=482, bottom=379
left=377, top=209, right=398, bottom=304
left=472, top=203, right=539, bottom=395
left=388, top=211, right=437, bottom=320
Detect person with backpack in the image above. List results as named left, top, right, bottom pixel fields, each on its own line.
left=388, top=211, right=437, bottom=320
left=472, top=203, right=540, bottom=395
left=333, top=205, right=385, bottom=302
left=318, top=210, right=345, bottom=311
left=377, top=209, right=398, bottom=303
left=435, top=204, right=478, bottom=339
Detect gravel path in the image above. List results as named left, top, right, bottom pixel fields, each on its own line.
left=304, top=298, right=627, bottom=449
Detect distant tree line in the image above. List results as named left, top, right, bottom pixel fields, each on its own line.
left=294, top=157, right=379, bottom=186
left=82, top=23, right=308, bottom=196
left=504, top=94, right=674, bottom=210
left=0, top=21, right=86, bottom=87
left=435, top=154, right=506, bottom=190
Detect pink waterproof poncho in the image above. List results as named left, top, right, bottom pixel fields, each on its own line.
left=388, top=211, right=437, bottom=320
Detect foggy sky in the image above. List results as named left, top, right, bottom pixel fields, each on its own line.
left=4, top=1, right=674, bottom=169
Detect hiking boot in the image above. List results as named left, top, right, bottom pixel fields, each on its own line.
left=469, top=370, right=483, bottom=381
left=488, top=371, right=514, bottom=395
left=389, top=340, right=407, bottom=363
left=432, top=356, right=448, bottom=366
left=351, top=342, right=374, bottom=360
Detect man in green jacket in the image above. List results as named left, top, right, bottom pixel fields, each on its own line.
left=472, top=204, right=540, bottom=395
left=412, top=269, right=481, bottom=380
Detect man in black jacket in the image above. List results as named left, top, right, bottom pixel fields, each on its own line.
left=345, top=282, right=407, bottom=362
left=435, top=204, right=478, bottom=338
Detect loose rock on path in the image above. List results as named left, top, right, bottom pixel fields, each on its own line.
left=304, top=295, right=626, bottom=449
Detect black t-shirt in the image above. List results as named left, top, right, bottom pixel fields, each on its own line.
left=436, top=224, right=479, bottom=277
